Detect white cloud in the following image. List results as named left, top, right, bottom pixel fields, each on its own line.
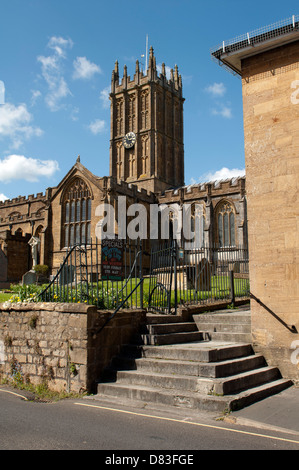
left=99, top=86, right=110, bottom=109
left=0, top=103, right=43, bottom=149
left=205, top=82, right=226, bottom=97
left=0, top=193, right=8, bottom=202
left=156, top=63, right=172, bottom=79
left=211, top=105, right=232, bottom=119
left=205, top=82, right=232, bottom=118
left=0, top=154, right=59, bottom=183
left=70, top=107, right=79, bottom=121
left=73, top=56, right=101, bottom=80
left=46, top=77, right=71, bottom=111
left=88, top=119, right=106, bottom=135
left=31, top=89, right=42, bottom=106
left=37, top=36, right=73, bottom=111
left=47, top=36, right=73, bottom=57
left=195, top=167, right=245, bottom=184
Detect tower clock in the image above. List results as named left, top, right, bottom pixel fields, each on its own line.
left=109, top=47, right=185, bottom=193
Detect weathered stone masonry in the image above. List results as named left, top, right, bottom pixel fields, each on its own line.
left=0, top=302, right=146, bottom=393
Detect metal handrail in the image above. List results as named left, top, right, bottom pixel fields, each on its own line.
left=38, top=243, right=86, bottom=300
left=92, top=277, right=144, bottom=337
left=38, top=243, right=143, bottom=307
left=148, top=281, right=171, bottom=312
left=250, top=292, right=297, bottom=333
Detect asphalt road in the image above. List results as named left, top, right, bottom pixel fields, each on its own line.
left=1, top=387, right=299, bottom=452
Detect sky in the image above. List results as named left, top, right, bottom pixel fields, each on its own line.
left=0, top=0, right=298, bottom=201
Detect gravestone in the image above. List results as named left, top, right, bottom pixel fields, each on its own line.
left=22, top=270, right=37, bottom=285
left=186, top=258, right=211, bottom=291
left=22, top=236, right=41, bottom=285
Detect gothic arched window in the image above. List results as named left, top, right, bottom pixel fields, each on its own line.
left=190, top=203, right=205, bottom=247
left=216, top=201, right=236, bottom=247
left=63, top=178, right=92, bottom=247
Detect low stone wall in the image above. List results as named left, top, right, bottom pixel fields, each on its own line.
left=0, top=302, right=146, bottom=394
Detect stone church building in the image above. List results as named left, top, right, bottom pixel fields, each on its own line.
left=0, top=48, right=247, bottom=287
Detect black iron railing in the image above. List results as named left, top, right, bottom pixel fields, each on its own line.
left=38, top=239, right=249, bottom=315
left=148, top=241, right=250, bottom=314
left=38, top=239, right=145, bottom=310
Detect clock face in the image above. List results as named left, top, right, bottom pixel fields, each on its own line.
left=123, top=132, right=136, bottom=149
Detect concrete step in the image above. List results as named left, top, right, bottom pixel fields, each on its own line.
left=97, top=381, right=230, bottom=412
left=146, top=313, right=186, bottom=324
left=110, top=352, right=266, bottom=378
left=194, top=321, right=251, bottom=334
left=203, top=331, right=252, bottom=343
left=194, top=311, right=251, bottom=324
left=137, top=320, right=203, bottom=346
left=144, top=322, right=198, bottom=335
left=139, top=330, right=203, bottom=345
left=95, top=308, right=293, bottom=414
left=103, top=365, right=281, bottom=395
left=97, top=378, right=293, bottom=413
left=193, top=309, right=252, bottom=343
left=121, top=341, right=254, bottom=363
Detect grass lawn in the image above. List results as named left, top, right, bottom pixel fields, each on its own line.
left=0, top=274, right=249, bottom=307
left=0, top=292, right=11, bottom=302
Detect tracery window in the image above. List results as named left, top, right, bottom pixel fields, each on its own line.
left=63, top=178, right=91, bottom=247
left=216, top=201, right=235, bottom=247
left=190, top=203, right=205, bottom=247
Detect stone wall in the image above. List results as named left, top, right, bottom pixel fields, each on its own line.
left=0, top=246, right=8, bottom=288
left=241, top=40, right=299, bottom=382
left=0, top=302, right=146, bottom=394
left=0, top=231, right=31, bottom=285
left=0, top=192, right=48, bottom=238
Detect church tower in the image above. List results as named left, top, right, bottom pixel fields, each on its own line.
left=109, top=47, right=185, bottom=193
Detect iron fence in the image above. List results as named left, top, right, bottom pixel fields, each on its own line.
left=148, top=241, right=249, bottom=314
left=39, top=239, right=249, bottom=315
left=39, top=239, right=145, bottom=310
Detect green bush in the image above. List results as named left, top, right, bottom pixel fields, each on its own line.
left=33, top=264, right=49, bottom=277
left=8, top=284, right=45, bottom=303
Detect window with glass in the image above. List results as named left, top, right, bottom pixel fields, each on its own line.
left=63, top=178, right=92, bottom=247
left=217, top=201, right=235, bottom=247
left=190, top=203, right=205, bottom=247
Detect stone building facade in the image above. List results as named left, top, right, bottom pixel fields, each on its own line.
left=211, top=16, right=299, bottom=382
left=0, top=48, right=247, bottom=286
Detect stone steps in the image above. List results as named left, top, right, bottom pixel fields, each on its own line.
left=110, top=351, right=266, bottom=378
left=97, top=378, right=292, bottom=413
left=136, top=317, right=203, bottom=345
left=193, top=307, right=252, bottom=343
left=96, top=309, right=292, bottom=413
left=104, top=365, right=280, bottom=395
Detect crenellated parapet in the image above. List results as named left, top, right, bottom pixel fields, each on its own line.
left=106, top=176, right=157, bottom=203
left=0, top=191, right=49, bottom=231
left=157, top=176, right=246, bottom=204
left=111, top=47, right=183, bottom=98
left=0, top=191, right=48, bottom=207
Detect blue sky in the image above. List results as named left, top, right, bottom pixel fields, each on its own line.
left=0, top=0, right=298, bottom=201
